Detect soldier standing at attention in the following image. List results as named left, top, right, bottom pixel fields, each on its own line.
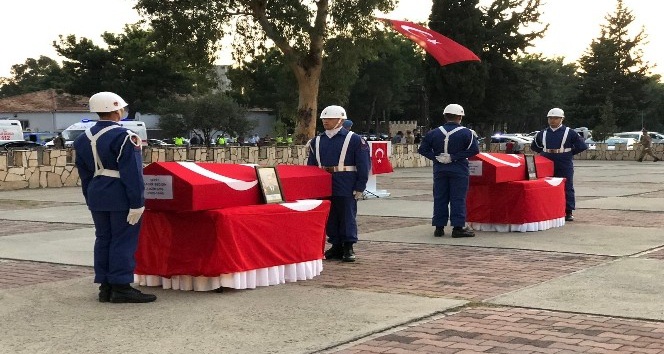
left=307, top=105, right=370, bottom=262
left=530, top=108, right=588, bottom=222
left=74, top=92, right=156, bottom=304
left=418, top=103, right=480, bottom=238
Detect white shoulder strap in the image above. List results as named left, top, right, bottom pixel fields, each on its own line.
left=338, top=131, right=354, bottom=167
left=85, top=125, right=122, bottom=177
left=560, top=127, right=570, bottom=149
left=315, top=135, right=322, bottom=167
left=438, top=126, right=465, bottom=153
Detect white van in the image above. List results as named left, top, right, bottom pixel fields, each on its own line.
left=0, top=120, right=24, bottom=143
left=55, top=119, right=148, bottom=147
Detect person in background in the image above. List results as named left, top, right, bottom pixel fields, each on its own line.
left=530, top=108, right=588, bottom=222
left=405, top=130, right=415, bottom=144
left=418, top=103, right=480, bottom=238
left=73, top=91, right=156, bottom=304
left=637, top=128, right=660, bottom=162
left=307, top=105, right=370, bottom=262
left=391, top=131, right=403, bottom=144
left=52, top=133, right=65, bottom=149
left=414, top=130, right=422, bottom=144
left=342, top=119, right=353, bottom=130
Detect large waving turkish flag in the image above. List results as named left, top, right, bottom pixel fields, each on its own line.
left=380, top=18, right=481, bottom=66
left=371, top=142, right=393, bottom=175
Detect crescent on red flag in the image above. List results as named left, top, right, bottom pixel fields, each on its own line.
left=378, top=18, right=481, bottom=67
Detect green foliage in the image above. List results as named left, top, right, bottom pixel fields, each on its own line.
left=52, top=25, right=215, bottom=117
left=156, top=93, right=253, bottom=146
left=0, top=56, right=68, bottom=98
left=426, top=0, right=547, bottom=134
left=572, top=0, right=652, bottom=131
left=136, top=0, right=397, bottom=143
left=592, top=98, right=618, bottom=142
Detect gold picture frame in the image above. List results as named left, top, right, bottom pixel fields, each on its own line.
left=525, top=154, right=537, bottom=180
left=255, top=166, right=284, bottom=204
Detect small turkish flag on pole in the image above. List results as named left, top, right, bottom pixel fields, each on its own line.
left=371, top=142, right=393, bottom=175
left=379, top=18, right=481, bottom=66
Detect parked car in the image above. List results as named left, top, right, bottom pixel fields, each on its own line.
left=147, top=139, right=173, bottom=147
left=605, top=137, right=637, bottom=150
left=613, top=131, right=664, bottom=144
left=0, top=140, right=43, bottom=150
left=490, top=135, right=531, bottom=144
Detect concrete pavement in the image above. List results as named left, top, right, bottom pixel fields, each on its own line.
left=1, top=159, right=663, bottom=353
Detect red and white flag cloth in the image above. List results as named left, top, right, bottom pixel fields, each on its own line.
left=371, top=142, right=393, bottom=175
left=379, top=18, right=481, bottom=66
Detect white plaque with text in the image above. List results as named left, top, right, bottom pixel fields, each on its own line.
left=468, top=160, right=483, bottom=176
left=144, top=175, right=174, bottom=199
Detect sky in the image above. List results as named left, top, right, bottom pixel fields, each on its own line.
left=1, top=0, right=662, bottom=78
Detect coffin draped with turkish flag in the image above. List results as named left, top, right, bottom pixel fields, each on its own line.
left=465, top=153, right=566, bottom=231
left=135, top=162, right=333, bottom=287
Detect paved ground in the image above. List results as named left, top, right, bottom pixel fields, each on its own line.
left=1, top=159, right=663, bottom=354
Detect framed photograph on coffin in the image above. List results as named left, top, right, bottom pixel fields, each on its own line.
left=256, top=166, right=284, bottom=204
left=525, top=154, right=537, bottom=180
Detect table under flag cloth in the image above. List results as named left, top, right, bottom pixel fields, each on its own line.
left=467, top=177, right=566, bottom=232
left=134, top=200, right=330, bottom=290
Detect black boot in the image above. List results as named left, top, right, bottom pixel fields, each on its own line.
left=98, top=283, right=111, bottom=303
left=565, top=212, right=574, bottom=222
left=638, top=158, right=643, bottom=162
left=110, top=284, right=157, bottom=303
left=342, top=243, right=356, bottom=262
left=434, top=227, right=444, bottom=237
left=324, top=244, right=343, bottom=260
left=451, top=227, right=475, bottom=238
left=655, top=157, right=660, bottom=162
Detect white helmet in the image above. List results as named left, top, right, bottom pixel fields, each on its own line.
left=547, top=108, right=565, bottom=118
left=89, top=92, right=128, bottom=113
left=320, top=105, right=347, bottom=119
left=443, top=103, right=465, bottom=116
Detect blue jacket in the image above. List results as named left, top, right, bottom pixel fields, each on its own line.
left=307, top=129, right=371, bottom=196
left=74, top=120, right=145, bottom=211
left=530, top=125, right=588, bottom=170
left=418, top=122, right=480, bottom=175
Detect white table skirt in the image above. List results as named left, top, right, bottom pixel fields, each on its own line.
left=135, top=259, right=323, bottom=291
left=469, top=217, right=566, bottom=233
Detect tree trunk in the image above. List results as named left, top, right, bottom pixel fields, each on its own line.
left=291, top=64, right=322, bottom=145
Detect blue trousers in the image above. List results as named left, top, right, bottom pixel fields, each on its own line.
left=326, top=196, right=358, bottom=245
left=432, top=172, right=469, bottom=228
left=91, top=211, right=142, bottom=284
left=554, top=166, right=575, bottom=212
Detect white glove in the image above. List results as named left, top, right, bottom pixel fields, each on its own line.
left=127, top=207, right=145, bottom=225
left=435, top=153, right=452, bottom=164
left=353, top=191, right=364, bottom=200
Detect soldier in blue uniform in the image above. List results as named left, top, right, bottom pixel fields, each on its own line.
left=530, top=108, right=588, bottom=222
left=74, top=92, right=156, bottom=303
left=307, top=105, right=370, bottom=262
left=418, top=104, right=480, bottom=238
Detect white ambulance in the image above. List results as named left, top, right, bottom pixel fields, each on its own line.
left=56, top=119, right=148, bottom=147
left=0, top=120, right=25, bottom=143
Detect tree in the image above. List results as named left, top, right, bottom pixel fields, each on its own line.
left=0, top=56, right=68, bottom=98
left=135, top=0, right=397, bottom=144
left=592, top=97, right=618, bottom=142
left=510, top=55, right=579, bottom=132
left=426, top=0, right=547, bottom=134
left=572, top=0, right=653, bottom=131
left=52, top=25, right=215, bottom=118
left=347, top=32, right=424, bottom=130
left=156, top=93, right=253, bottom=146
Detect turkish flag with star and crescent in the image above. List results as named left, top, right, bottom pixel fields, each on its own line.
left=371, top=142, right=393, bottom=175
left=380, top=18, right=480, bottom=66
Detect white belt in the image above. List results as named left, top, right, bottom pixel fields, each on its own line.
left=96, top=169, right=120, bottom=178
left=545, top=148, right=571, bottom=153
left=321, top=166, right=357, bottom=173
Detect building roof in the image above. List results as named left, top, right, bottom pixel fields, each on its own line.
left=0, top=89, right=89, bottom=113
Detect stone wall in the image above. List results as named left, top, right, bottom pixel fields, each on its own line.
left=1, top=143, right=662, bottom=190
